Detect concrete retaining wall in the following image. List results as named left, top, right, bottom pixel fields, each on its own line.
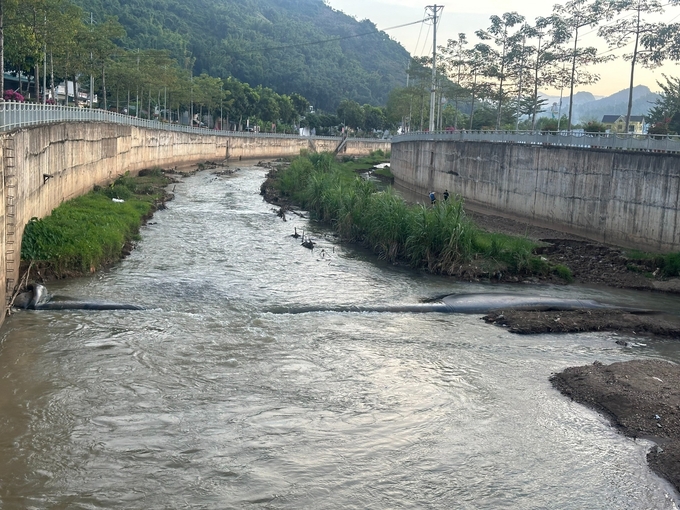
left=391, top=139, right=680, bottom=253
left=224, top=136, right=389, bottom=159
left=0, top=122, right=390, bottom=320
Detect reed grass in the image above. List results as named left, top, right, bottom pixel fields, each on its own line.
left=274, top=153, right=572, bottom=279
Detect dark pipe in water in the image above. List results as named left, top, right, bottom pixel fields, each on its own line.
left=14, top=284, right=143, bottom=311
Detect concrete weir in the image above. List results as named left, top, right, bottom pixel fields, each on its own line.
left=390, top=138, right=680, bottom=254
left=0, top=122, right=389, bottom=323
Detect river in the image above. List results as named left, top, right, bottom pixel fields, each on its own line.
left=1, top=163, right=679, bottom=509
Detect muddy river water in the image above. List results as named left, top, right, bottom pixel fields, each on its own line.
left=1, top=164, right=680, bottom=509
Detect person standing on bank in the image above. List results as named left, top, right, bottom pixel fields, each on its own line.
left=443, top=189, right=449, bottom=202
left=429, top=191, right=436, bottom=205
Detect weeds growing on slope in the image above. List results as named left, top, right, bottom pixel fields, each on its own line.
left=21, top=170, right=170, bottom=277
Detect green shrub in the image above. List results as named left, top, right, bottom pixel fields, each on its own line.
left=554, top=264, right=574, bottom=283
left=102, top=184, right=133, bottom=200
left=541, top=119, right=559, bottom=132
left=528, top=256, right=550, bottom=274
left=584, top=121, right=607, bottom=133
left=661, top=253, right=680, bottom=277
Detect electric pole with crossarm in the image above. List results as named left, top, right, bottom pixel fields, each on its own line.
left=426, top=5, right=443, bottom=133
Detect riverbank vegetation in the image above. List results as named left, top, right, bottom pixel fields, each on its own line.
left=20, top=170, right=171, bottom=279
left=270, top=153, right=571, bottom=281
left=624, top=250, right=680, bottom=278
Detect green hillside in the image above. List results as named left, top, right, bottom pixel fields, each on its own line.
left=73, top=0, right=411, bottom=110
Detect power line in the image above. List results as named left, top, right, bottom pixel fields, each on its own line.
left=253, top=18, right=427, bottom=53
left=413, top=8, right=427, bottom=55
left=419, top=23, right=432, bottom=56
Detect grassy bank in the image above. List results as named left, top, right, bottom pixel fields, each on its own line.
left=274, top=152, right=572, bottom=281
left=20, top=169, right=172, bottom=279
left=624, top=250, right=680, bottom=278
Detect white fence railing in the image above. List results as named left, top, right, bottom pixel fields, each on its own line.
left=0, top=101, right=386, bottom=144
left=393, top=130, right=680, bottom=153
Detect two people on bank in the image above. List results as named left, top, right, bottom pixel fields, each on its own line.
left=429, top=189, right=449, bottom=205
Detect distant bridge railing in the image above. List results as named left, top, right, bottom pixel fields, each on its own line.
left=393, top=130, right=680, bottom=154
left=0, top=101, right=385, bottom=143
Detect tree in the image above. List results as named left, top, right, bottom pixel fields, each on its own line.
left=518, top=16, right=570, bottom=129
left=289, top=92, right=309, bottom=117
left=337, top=99, right=363, bottom=130
left=385, top=86, right=419, bottom=132
left=599, top=0, right=677, bottom=133
left=462, top=43, right=495, bottom=130
left=554, top=0, right=616, bottom=129
left=440, top=33, right=469, bottom=129
left=277, top=94, right=295, bottom=125
left=405, top=56, right=433, bottom=131
left=648, top=74, right=680, bottom=133
left=362, top=104, right=385, bottom=131
left=253, top=85, right=280, bottom=123
left=0, top=0, right=20, bottom=96
left=81, top=15, right=125, bottom=109
left=475, top=12, right=525, bottom=129
left=194, top=73, right=224, bottom=122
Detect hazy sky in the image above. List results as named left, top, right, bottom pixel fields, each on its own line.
left=326, top=0, right=680, bottom=97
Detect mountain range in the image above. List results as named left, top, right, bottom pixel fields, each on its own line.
left=540, top=85, right=660, bottom=124
left=73, top=0, right=411, bottom=111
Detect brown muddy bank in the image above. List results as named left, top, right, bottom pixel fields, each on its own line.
left=551, top=360, right=680, bottom=495
left=483, top=309, right=680, bottom=339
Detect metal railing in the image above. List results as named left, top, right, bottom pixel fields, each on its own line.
left=393, top=129, right=680, bottom=153
left=0, top=101, right=386, bottom=143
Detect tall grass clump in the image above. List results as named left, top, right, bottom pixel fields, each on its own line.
left=363, top=188, right=411, bottom=262
left=473, top=232, right=536, bottom=272
left=624, top=249, right=680, bottom=278
left=405, top=199, right=476, bottom=271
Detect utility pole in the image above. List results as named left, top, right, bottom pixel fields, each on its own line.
left=515, top=31, right=526, bottom=131
left=90, top=13, right=94, bottom=108
left=426, top=5, right=443, bottom=133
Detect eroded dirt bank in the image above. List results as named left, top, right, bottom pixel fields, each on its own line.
left=551, top=360, right=680, bottom=495
left=483, top=310, right=680, bottom=339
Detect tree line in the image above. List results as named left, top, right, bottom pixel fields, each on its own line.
left=386, top=0, right=680, bottom=134
left=0, top=0, right=326, bottom=132
left=4, top=0, right=680, bottom=135
left=71, top=0, right=410, bottom=112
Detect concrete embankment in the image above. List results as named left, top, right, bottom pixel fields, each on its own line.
left=390, top=139, right=680, bottom=253
left=0, top=122, right=389, bottom=322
